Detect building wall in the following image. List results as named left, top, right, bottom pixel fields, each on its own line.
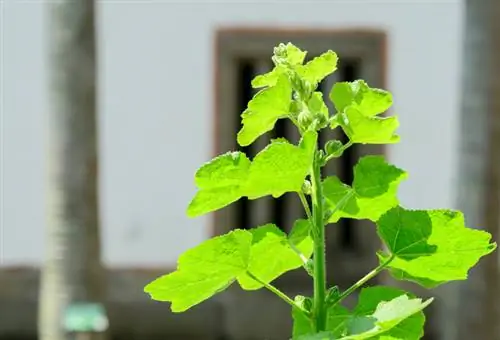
left=3, top=0, right=463, bottom=268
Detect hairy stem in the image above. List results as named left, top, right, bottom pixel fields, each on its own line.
left=246, top=271, right=309, bottom=316
left=311, top=151, right=327, bottom=332
left=334, top=254, right=396, bottom=306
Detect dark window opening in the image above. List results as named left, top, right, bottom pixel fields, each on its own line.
left=235, top=59, right=256, bottom=230
left=337, top=58, right=361, bottom=249
left=272, top=120, right=288, bottom=230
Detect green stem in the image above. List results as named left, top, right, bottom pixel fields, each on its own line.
left=299, top=191, right=313, bottom=222
left=333, top=254, right=396, bottom=306
left=310, top=151, right=327, bottom=332
left=246, top=271, right=309, bottom=317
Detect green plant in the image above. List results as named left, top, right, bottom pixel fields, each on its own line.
left=144, top=43, right=496, bottom=339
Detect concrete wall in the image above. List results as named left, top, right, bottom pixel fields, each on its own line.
left=2, top=0, right=464, bottom=268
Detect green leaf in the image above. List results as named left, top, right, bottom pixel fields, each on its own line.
left=323, top=156, right=407, bottom=223
left=335, top=107, right=400, bottom=144
left=187, top=152, right=251, bottom=217
left=308, top=91, right=329, bottom=119
left=251, top=65, right=287, bottom=88
left=292, top=287, right=430, bottom=340
left=346, top=287, right=428, bottom=340
left=293, top=303, right=351, bottom=339
left=281, top=42, right=308, bottom=66
left=377, top=206, right=497, bottom=287
left=245, top=131, right=316, bottom=199
left=237, top=73, right=293, bottom=146
left=329, top=80, right=392, bottom=117
left=297, top=332, right=336, bottom=340
left=297, top=50, right=338, bottom=85
left=144, top=229, right=252, bottom=312
left=237, top=224, right=313, bottom=290
left=187, top=131, right=316, bottom=217
left=289, top=219, right=314, bottom=255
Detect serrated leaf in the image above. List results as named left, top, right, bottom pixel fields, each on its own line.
left=323, top=156, right=407, bottom=223
left=251, top=65, right=287, bottom=88
left=187, top=131, right=316, bottom=217
left=187, top=152, right=251, bottom=217
left=245, top=131, right=316, bottom=199
left=346, top=287, right=427, bottom=340
left=237, top=73, right=293, bottom=146
left=144, top=230, right=252, bottom=312
left=336, top=107, right=400, bottom=144
left=297, top=50, right=338, bottom=85
left=292, top=287, right=430, bottom=340
left=238, top=223, right=313, bottom=290
left=377, top=206, right=497, bottom=287
left=329, top=80, right=392, bottom=117
left=341, top=293, right=432, bottom=340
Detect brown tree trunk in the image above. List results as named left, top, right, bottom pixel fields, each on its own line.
left=39, top=1, right=108, bottom=339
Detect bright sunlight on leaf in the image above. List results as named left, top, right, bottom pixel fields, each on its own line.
left=237, top=223, right=313, bottom=290
left=187, top=131, right=316, bottom=217
left=323, top=156, right=407, bottom=223
left=292, top=286, right=431, bottom=340
left=237, top=73, right=293, bottom=146
left=144, top=230, right=252, bottom=312
left=377, top=206, right=497, bottom=287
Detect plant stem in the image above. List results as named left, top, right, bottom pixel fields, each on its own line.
left=299, top=192, right=313, bottom=222
left=310, top=151, right=327, bottom=332
left=333, top=254, right=396, bottom=306
left=246, top=271, right=309, bottom=317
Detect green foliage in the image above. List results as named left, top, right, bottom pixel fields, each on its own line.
left=145, top=42, right=496, bottom=339
left=377, top=207, right=496, bottom=287
left=323, top=156, right=407, bottom=222
left=293, top=287, right=431, bottom=340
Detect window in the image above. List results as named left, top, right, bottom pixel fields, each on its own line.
left=213, top=29, right=387, bottom=289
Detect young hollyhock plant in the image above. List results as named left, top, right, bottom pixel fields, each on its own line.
left=144, top=43, right=496, bottom=339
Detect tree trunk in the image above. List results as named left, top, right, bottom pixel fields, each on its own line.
left=39, top=1, right=107, bottom=340
left=442, top=0, right=500, bottom=339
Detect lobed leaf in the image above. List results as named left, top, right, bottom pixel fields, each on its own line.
left=237, top=73, right=293, bottom=146
left=187, top=131, right=316, bottom=217
left=251, top=65, right=287, bottom=88
left=329, top=80, right=392, bottom=117
left=292, top=286, right=430, bottom=340
left=297, top=50, right=338, bottom=86
left=329, top=80, right=398, bottom=145
left=237, top=223, right=313, bottom=290
left=323, top=156, right=407, bottom=223
left=334, top=108, right=400, bottom=144
left=144, top=229, right=252, bottom=312
left=377, top=206, right=497, bottom=287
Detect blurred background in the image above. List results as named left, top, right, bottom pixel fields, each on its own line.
left=1, top=0, right=499, bottom=339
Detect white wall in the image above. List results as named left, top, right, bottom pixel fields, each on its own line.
left=1, top=0, right=463, bottom=267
